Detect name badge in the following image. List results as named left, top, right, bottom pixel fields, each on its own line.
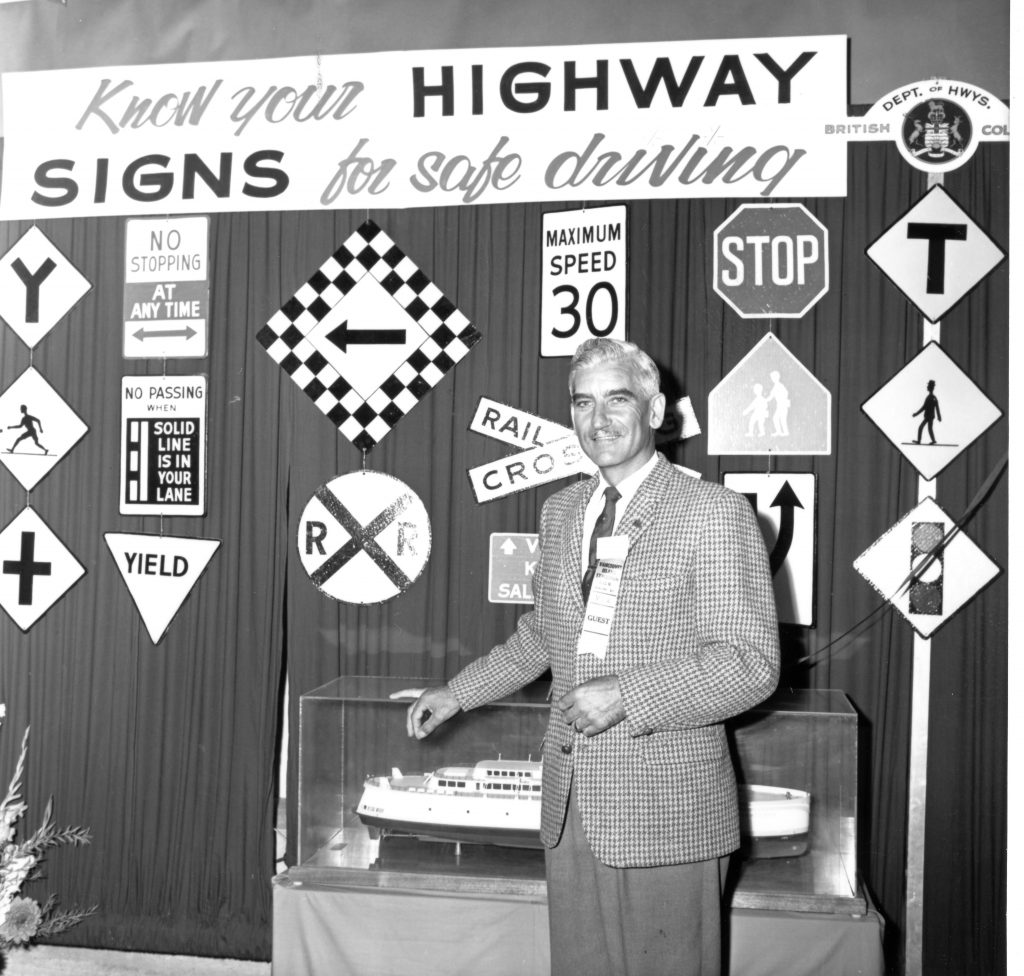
left=577, top=535, right=629, bottom=659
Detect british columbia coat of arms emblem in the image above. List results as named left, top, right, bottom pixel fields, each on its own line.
left=902, top=98, right=972, bottom=163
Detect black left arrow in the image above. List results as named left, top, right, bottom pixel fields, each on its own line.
left=326, top=320, right=406, bottom=352
left=768, top=480, right=804, bottom=576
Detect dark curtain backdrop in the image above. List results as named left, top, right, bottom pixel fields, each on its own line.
left=0, top=141, right=1007, bottom=973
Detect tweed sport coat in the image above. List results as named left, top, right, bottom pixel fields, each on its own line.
left=448, top=454, right=779, bottom=867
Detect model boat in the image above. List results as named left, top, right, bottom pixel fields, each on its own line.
left=356, top=758, right=544, bottom=849
left=357, top=758, right=811, bottom=858
left=739, top=784, right=811, bottom=858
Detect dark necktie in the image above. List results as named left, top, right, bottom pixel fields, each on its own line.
left=582, top=486, right=621, bottom=601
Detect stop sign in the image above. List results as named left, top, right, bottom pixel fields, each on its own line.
left=713, top=203, right=829, bottom=318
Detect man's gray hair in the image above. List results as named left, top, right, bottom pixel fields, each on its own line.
left=568, top=338, right=661, bottom=399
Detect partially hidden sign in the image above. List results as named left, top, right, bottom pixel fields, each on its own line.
left=297, top=471, right=431, bottom=604
left=489, top=532, right=540, bottom=604
left=119, top=375, right=207, bottom=516
left=104, top=532, right=221, bottom=644
left=123, top=216, right=209, bottom=359
left=467, top=396, right=595, bottom=502
left=259, top=220, right=481, bottom=451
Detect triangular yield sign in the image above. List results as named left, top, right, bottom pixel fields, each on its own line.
left=104, top=532, right=220, bottom=644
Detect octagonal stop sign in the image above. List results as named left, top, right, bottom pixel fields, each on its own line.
left=713, top=203, right=829, bottom=318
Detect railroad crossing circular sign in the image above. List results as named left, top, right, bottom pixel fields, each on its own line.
left=297, top=471, right=431, bottom=604
left=713, top=203, right=829, bottom=318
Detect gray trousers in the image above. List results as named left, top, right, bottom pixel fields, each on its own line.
left=545, top=781, right=729, bottom=976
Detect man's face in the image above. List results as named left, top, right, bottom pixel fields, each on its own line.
left=570, top=360, right=665, bottom=485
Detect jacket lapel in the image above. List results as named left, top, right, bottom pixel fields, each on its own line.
left=619, top=454, right=672, bottom=557
left=562, top=478, right=597, bottom=612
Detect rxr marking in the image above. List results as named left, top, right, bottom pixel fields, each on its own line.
left=305, top=488, right=418, bottom=589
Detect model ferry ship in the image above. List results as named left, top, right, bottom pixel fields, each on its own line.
left=356, top=758, right=811, bottom=857
left=356, top=758, right=544, bottom=849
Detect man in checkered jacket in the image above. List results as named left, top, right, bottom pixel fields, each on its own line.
left=407, top=337, right=779, bottom=975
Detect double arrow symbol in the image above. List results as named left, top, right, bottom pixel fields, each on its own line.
left=132, top=325, right=199, bottom=341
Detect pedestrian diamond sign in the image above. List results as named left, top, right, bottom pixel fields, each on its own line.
left=861, top=341, right=1002, bottom=481
left=0, top=506, right=85, bottom=631
left=854, top=496, right=1000, bottom=638
left=865, top=185, right=1005, bottom=323
left=0, top=226, right=91, bottom=349
left=105, top=532, right=221, bottom=644
left=258, top=220, right=482, bottom=451
left=489, top=532, right=540, bottom=604
left=0, top=367, right=88, bottom=491
left=297, top=471, right=431, bottom=604
left=708, top=333, right=831, bottom=455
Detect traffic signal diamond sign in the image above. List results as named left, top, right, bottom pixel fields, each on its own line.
left=713, top=203, right=829, bottom=318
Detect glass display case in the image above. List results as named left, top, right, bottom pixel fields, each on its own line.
left=293, top=676, right=862, bottom=911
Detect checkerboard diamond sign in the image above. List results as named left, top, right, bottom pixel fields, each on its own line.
left=0, top=367, right=88, bottom=491
left=0, top=226, right=91, bottom=349
left=861, top=341, right=1002, bottom=481
left=297, top=471, right=431, bottom=604
left=105, top=532, right=221, bottom=644
left=258, top=220, right=482, bottom=451
left=853, top=496, right=1001, bottom=638
left=0, top=506, right=85, bottom=631
left=865, top=185, right=1005, bottom=323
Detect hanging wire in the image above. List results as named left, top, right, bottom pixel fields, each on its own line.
left=791, top=450, right=1008, bottom=669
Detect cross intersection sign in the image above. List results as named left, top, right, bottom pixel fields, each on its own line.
left=0, top=226, right=91, bottom=349
left=259, top=220, right=482, bottom=451
left=297, top=471, right=431, bottom=604
left=0, top=367, right=88, bottom=492
left=0, top=506, right=85, bottom=631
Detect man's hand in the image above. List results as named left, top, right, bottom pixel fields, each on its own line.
left=556, top=675, right=625, bottom=737
left=406, top=686, right=461, bottom=739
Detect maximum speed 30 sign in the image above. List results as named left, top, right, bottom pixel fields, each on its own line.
left=541, top=205, right=627, bottom=357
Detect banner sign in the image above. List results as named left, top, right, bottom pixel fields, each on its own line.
left=0, top=35, right=849, bottom=219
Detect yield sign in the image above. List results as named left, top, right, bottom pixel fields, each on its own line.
left=708, top=333, right=831, bottom=456
left=0, top=367, right=88, bottom=491
left=853, top=496, right=1001, bottom=639
left=104, top=533, right=221, bottom=644
left=865, top=185, right=1004, bottom=323
left=861, top=341, right=1002, bottom=481
left=258, top=220, right=481, bottom=451
left=297, top=471, right=431, bottom=604
left=0, top=507, right=85, bottom=631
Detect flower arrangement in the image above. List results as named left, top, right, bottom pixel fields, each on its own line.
left=0, top=704, right=95, bottom=956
